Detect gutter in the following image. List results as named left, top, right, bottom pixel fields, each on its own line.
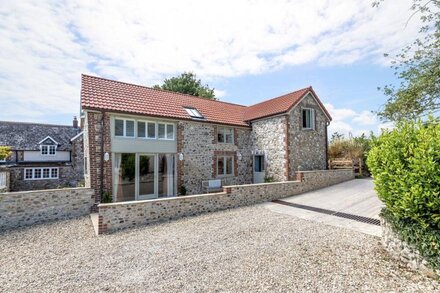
left=99, top=111, right=105, bottom=203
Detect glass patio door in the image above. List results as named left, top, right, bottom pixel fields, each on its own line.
left=138, top=154, right=156, bottom=200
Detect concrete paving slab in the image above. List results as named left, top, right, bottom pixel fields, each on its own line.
left=262, top=178, right=384, bottom=236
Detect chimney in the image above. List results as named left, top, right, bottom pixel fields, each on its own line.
left=73, top=116, right=78, bottom=128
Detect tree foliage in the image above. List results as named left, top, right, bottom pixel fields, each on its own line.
left=0, top=146, right=11, bottom=160
left=375, top=0, right=440, bottom=121
left=154, top=72, right=216, bottom=100
left=328, top=132, right=374, bottom=160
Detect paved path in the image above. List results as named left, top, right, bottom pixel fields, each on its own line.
left=263, top=178, right=384, bottom=236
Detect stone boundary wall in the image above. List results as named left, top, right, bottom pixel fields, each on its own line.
left=380, top=216, right=439, bottom=279
left=0, top=187, right=94, bottom=231
left=98, top=169, right=354, bottom=234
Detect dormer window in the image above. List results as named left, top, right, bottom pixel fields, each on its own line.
left=184, top=107, right=204, bottom=119
left=38, top=136, right=58, bottom=156
left=41, top=145, right=56, bottom=156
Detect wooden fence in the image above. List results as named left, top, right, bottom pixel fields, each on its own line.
left=328, top=158, right=364, bottom=176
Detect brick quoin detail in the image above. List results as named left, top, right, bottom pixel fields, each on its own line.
left=284, top=115, right=290, bottom=181
left=176, top=122, right=184, bottom=193
left=87, top=111, right=112, bottom=205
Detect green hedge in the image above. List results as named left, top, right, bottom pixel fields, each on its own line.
left=367, top=118, right=440, bottom=270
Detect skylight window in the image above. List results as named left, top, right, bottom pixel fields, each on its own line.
left=184, top=107, right=204, bottom=119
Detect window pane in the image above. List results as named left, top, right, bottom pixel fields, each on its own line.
left=49, top=145, right=56, bottom=155
left=115, top=119, right=124, bottom=136
left=147, top=122, right=156, bottom=138
left=139, top=155, right=155, bottom=196
left=25, top=169, right=33, bottom=179
left=217, top=157, right=224, bottom=175
left=218, top=132, right=224, bottom=143
left=114, top=153, right=136, bottom=202
left=225, top=132, right=233, bottom=143
left=34, top=169, right=41, bottom=178
left=166, top=124, right=174, bottom=139
left=303, top=109, right=312, bottom=128
left=43, top=168, right=50, bottom=178
left=51, top=168, right=58, bottom=178
left=41, top=146, right=48, bottom=155
left=158, top=154, right=175, bottom=197
left=137, top=122, right=146, bottom=137
left=226, top=157, right=233, bottom=175
left=158, top=124, right=165, bottom=139
left=126, top=120, right=135, bottom=137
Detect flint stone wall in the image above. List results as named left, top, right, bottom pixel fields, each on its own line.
left=0, top=187, right=94, bottom=230
left=179, top=121, right=252, bottom=195
left=381, top=216, right=439, bottom=279
left=98, top=169, right=354, bottom=234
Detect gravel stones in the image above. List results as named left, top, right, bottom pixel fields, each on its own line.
left=1, top=206, right=438, bottom=292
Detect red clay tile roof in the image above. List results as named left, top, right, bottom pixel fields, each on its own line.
left=81, top=75, right=331, bottom=127
left=81, top=75, right=249, bottom=127
left=243, top=87, right=332, bottom=121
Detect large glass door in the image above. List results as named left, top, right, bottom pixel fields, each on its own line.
left=138, top=154, right=156, bottom=200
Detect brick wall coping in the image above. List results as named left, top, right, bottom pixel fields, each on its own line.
left=0, top=187, right=93, bottom=196
left=98, top=192, right=227, bottom=208
left=299, top=169, right=351, bottom=173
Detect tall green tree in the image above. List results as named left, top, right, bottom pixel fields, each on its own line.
left=375, top=0, right=440, bottom=121
left=154, top=72, right=216, bottom=100
left=0, top=146, right=11, bottom=160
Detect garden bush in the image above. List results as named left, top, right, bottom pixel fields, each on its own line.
left=367, top=118, right=440, bottom=270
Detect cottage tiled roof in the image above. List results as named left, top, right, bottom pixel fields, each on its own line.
left=0, top=121, right=80, bottom=151
left=81, top=75, right=249, bottom=127
left=243, top=87, right=332, bottom=121
left=80, top=75, right=331, bottom=126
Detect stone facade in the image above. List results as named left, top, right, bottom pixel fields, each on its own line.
left=250, top=116, right=288, bottom=182
left=0, top=187, right=94, bottom=230
left=6, top=133, right=85, bottom=192
left=381, top=216, right=439, bottom=279
left=288, top=93, right=328, bottom=177
left=170, top=121, right=252, bottom=195
left=98, top=169, right=354, bottom=234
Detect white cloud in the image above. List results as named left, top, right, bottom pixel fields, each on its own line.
left=326, top=103, right=384, bottom=137
left=324, top=103, right=357, bottom=121
left=353, top=111, right=377, bottom=125
left=377, top=122, right=395, bottom=133
left=214, top=89, right=227, bottom=98
left=0, top=0, right=424, bottom=123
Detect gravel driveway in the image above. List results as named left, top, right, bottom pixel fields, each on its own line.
left=1, top=206, right=438, bottom=292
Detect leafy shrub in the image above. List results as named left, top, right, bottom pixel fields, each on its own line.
left=367, top=118, right=440, bottom=270
left=0, top=146, right=11, bottom=160
left=179, top=185, right=187, bottom=196
left=264, top=176, right=274, bottom=183
left=367, top=119, right=440, bottom=229
left=101, top=191, right=113, bottom=203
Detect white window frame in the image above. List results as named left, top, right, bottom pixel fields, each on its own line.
left=114, top=118, right=136, bottom=138
left=24, top=167, right=59, bottom=180
left=184, top=107, right=204, bottom=119
left=158, top=123, right=175, bottom=140
left=302, top=108, right=315, bottom=130
left=137, top=120, right=157, bottom=139
left=217, top=127, right=234, bottom=144
left=41, top=145, right=56, bottom=156
left=216, top=155, right=234, bottom=177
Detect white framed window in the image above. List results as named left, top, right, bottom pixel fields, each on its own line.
left=217, top=127, right=233, bottom=144
left=184, top=107, right=204, bottom=119
left=114, top=118, right=135, bottom=138
left=24, top=167, right=59, bottom=180
left=41, top=145, right=56, bottom=156
left=158, top=123, right=174, bottom=140
left=137, top=121, right=156, bottom=139
left=217, top=156, right=234, bottom=176
left=302, top=108, right=315, bottom=130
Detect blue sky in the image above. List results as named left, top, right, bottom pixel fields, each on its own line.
left=0, top=0, right=422, bottom=136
